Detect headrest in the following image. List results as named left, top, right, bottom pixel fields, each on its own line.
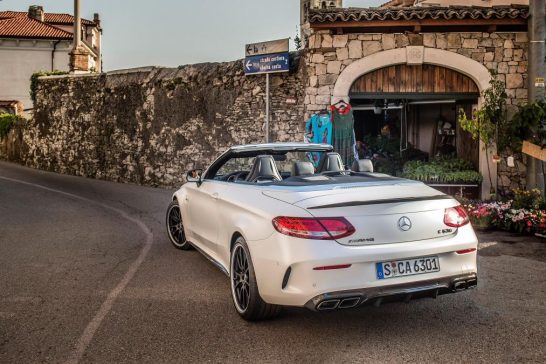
left=246, top=155, right=282, bottom=182
left=291, top=161, right=315, bottom=176
left=351, top=159, right=374, bottom=173
left=318, top=152, right=344, bottom=173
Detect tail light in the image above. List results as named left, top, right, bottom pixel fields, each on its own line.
left=444, top=206, right=469, bottom=228
left=456, top=248, right=477, bottom=254
left=272, top=216, right=355, bottom=240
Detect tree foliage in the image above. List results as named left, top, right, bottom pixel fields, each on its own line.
left=294, top=27, right=302, bottom=51
left=458, top=71, right=507, bottom=150
left=458, top=71, right=507, bottom=196
left=507, top=100, right=546, bottom=151
left=0, top=113, right=20, bottom=139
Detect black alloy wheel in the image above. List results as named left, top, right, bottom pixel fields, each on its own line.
left=231, top=244, right=250, bottom=311
left=166, top=200, right=192, bottom=250
left=230, top=236, right=281, bottom=321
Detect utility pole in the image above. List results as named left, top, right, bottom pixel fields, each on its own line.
left=265, top=73, right=270, bottom=143
left=69, top=0, right=90, bottom=73
left=74, top=0, right=81, bottom=50
left=526, top=0, right=546, bottom=191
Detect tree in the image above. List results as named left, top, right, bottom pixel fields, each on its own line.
left=508, top=100, right=546, bottom=151
left=294, top=27, right=302, bottom=51
left=458, top=71, right=507, bottom=197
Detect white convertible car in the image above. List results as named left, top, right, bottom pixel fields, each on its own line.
left=166, top=143, right=478, bottom=320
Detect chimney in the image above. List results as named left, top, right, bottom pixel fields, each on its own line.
left=28, top=5, right=44, bottom=22
left=93, top=13, right=101, bottom=27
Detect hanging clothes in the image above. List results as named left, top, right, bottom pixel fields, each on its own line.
left=304, top=112, right=333, bottom=168
left=331, top=103, right=357, bottom=167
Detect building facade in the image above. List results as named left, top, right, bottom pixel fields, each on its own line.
left=0, top=6, right=102, bottom=111
left=301, top=3, right=532, bottom=197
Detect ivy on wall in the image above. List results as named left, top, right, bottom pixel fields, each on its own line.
left=30, top=70, right=68, bottom=103
left=0, top=113, right=21, bottom=139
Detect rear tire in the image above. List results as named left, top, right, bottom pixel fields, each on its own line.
left=166, top=200, right=192, bottom=250
left=230, top=236, right=281, bottom=321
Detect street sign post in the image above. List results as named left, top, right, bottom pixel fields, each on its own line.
left=244, top=53, right=290, bottom=75
left=244, top=38, right=290, bottom=143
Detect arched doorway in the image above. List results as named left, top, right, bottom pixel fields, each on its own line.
left=332, top=47, right=494, bottom=198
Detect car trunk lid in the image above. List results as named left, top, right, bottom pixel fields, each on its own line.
left=264, top=183, right=458, bottom=246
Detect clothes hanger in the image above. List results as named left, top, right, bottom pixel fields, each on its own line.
left=333, top=99, right=349, bottom=107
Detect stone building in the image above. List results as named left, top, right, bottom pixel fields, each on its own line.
left=0, top=5, right=102, bottom=110
left=300, top=1, right=532, bottom=197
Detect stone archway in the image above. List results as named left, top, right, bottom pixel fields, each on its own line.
left=332, top=47, right=494, bottom=198
left=333, top=46, right=491, bottom=103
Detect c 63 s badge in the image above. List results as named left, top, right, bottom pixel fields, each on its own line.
left=438, top=228, right=453, bottom=235
left=348, top=237, right=375, bottom=244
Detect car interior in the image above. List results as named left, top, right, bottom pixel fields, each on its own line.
left=213, top=151, right=398, bottom=185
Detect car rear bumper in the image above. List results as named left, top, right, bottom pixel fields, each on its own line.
left=247, top=225, right=478, bottom=307
left=305, top=273, right=477, bottom=311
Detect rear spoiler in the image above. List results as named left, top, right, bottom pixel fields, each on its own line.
left=308, top=195, right=452, bottom=209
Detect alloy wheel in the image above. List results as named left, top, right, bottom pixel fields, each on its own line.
left=231, top=244, right=250, bottom=312
left=167, top=204, right=186, bottom=247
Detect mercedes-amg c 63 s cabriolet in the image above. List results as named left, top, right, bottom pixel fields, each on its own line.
left=166, top=143, right=478, bottom=321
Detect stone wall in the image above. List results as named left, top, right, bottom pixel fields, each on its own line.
left=0, top=30, right=532, bottom=195
left=304, top=30, right=529, bottom=194
left=0, top=54, right=306, bottom=187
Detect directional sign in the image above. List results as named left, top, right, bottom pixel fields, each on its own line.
left=244, top=52, right=289, bottom=75
left=245, top=38, right=289, bottom=57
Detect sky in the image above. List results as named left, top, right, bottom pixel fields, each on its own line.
left=1, top=0, right=384, bottom=71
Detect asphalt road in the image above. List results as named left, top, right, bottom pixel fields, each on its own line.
left=0, top=161, right=545, bottom=363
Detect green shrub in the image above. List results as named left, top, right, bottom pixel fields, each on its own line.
left=0, top=113, right=19, bottom=139
left=402, top=158, right=482, bottom=184
left=30, top=70, right=68, bottom=103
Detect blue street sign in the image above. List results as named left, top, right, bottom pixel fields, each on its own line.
left=244, top=52, right=290, bottom=75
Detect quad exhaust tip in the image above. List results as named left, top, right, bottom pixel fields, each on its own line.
left=316, top=297, right=361, bottom=311
left=338, top=297, right=360, bottom=309
left=453, top=277, right=478, bottom=292
left=316, top=299, right=340, bottom=310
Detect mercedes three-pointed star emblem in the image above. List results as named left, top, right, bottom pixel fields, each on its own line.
left=398, top=216, right=412, bottom=231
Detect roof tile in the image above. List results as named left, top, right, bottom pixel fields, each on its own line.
left=0, top=17, right=73, bottom=39
left=0, top=11, right=95, bottom=25
left=309, top=5, right=529, bottom=23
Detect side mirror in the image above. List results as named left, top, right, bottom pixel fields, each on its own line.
left=186, top=169, right=203, bottom=183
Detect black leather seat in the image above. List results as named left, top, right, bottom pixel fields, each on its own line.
left=245, top=155, right=283, bottom=183
left=291, top=161, right=315, bottom=176
left=318, top=152, right=344, bottom=173
left=351, top=159, right=374, bottom=173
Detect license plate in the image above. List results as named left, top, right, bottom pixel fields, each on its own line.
left=376, top=256, right=440, bottom=280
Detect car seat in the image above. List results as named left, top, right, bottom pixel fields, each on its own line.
left=318, top=152, right=344, bottom=174
left=291, top=161, right=315, bottom=176
left=351, top=159, right=374, bottom=173
left=245, top=155, right=283, bottom=183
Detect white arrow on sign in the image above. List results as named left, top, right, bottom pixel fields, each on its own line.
left=245, top=60, right=253, bottom=71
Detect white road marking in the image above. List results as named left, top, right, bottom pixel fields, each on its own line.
left=0, top=176, right=154, bottom=364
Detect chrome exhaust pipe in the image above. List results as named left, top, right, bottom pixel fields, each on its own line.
left=466, top=278, right=477, bottom=289
left=338, top=297, right=360, bottom=309
left=453, top=281, right=467, bottom=291
left=453, top=276, right=478, bottom=292
left=316, top=299, right=340, bottom=311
